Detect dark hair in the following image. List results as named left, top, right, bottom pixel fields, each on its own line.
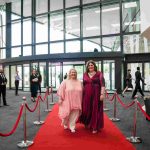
left=85, top=60, right=97, bottom=73
left=137, top=67, right=140, bottom=70
left=127, top=69, right=131, bottom=71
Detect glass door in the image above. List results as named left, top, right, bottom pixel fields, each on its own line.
left=103, top=60, right=115, bottom=90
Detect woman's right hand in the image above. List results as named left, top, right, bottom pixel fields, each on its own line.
left=58, top=99, right=63, bottom=105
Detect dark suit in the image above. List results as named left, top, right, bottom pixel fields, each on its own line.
left=132, top=70, right=144, bottom=98
left=0, top=73, right=8, bottom=105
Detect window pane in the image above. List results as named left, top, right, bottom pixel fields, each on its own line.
left=11, top=0, right=21, bottom=20
left=66, top=9, right=80, bottom=39
left=144, top=63, right=150, bottom=91
left=0, top=8, right=6, bottom=25
left=23, top=18, right=32, bottom=44
left=102, top=3, right=120, bottom=35
left=0, top=48, right=6, bottom=59
left=102, top=36, right=120, bottom=52
left=50, top=42, right=64, bottom=54
left=0, top=26, right=6, bottom=47
left=123, top=34, right=150, bottom=54
left=66, top=41, right=80, bottom=53
left=122, top=1, right=140, bottom=32
left=50, top=13, right=64, bottom=41
left=36, top=44, right=48, bottom=55
left=83, top=6, right=100, bottom=37
left=11, top=47, right=21, bottom=57
left=23, top=0, right=32, bottom=17
left=12, top=21, right=21, bottom=46
left=36, top=0, right=48, bottom=14
left=23, top=46, right=32, bottom=56
left=65, top=0, right=79, bottom=8
left=83, top=0, right=100, bottom=4
left=83, top=38, right=101, bottom=52
left=50, top=0, right=63, bottom=11
left=36, top=15, right=48, bottom=43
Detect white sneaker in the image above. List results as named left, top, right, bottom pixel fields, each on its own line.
left=70, top=129, right=75, bottom=133
left=64, top=125, right=68, bottom=129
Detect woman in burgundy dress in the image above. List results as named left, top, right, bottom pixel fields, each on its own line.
left=80, top=60, right=105, bottom=133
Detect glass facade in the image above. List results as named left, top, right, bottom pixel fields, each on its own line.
left=0, top=0, right=150, bottom=92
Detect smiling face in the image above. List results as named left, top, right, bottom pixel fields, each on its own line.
left=69, top=69, right=77, bottom=80
left=88, top=63, right=95, bottom=73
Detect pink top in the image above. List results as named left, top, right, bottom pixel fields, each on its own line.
left=57, top=79, right=83, bottom=119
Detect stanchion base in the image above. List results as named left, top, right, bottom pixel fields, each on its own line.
left=104, top=108, right=110, bottom=111
left=44, top=109, right=52, bottom=112
left=17, top=140, right=34, bottom=148
left=126, top=136, right=142, bottom=143
left=109, top=117, right=120, bottom=122
left=49, top=102, right=55, bottom=105
left=33, top=121, right=44, bottom=125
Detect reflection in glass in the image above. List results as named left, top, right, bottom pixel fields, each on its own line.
left=23, top=18, right=32, bottom=44
left=4, top=66, right=9, bottom=88
left=66, top=41, right=80, bottom=53
left=123, top=34, right=150, bottom=54
left=0, top=48, right=6, bottom=59
left=50, top=13, right=64, bottom=41
left=83, top=7, right=100, bottom=37
left=144, top=63, right=150, bottom=91
left=102, top=36, right=120, bottom=52
left=11, top=66, right=16, bottom=88
left=12, top=21, right=21, bottom=46
left=122, top=1, right=140, bottom=32
left=36, top=15, right=48, bottom=43
left=66, top=9, right=80, bottom=39
left=17, top=66, right=22, bottom=89
left=102, top=3, right=120, bottom=35
left=83, top=38, right=101, bottom=52
left=50, top=42, right=64, bottom=54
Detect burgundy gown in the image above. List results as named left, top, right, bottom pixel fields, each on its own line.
left=80, top=71, right=105, bottom=131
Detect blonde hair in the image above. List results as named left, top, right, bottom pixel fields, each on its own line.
left=68, top=68, right=77, bottom=80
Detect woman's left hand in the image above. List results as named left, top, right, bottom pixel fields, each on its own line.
left=100, top=95, right=104, bottom=101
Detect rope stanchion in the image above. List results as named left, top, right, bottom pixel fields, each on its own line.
left=126, top=97, right=142, bottom=143
left=103, top=89, right=110, bottom=111
left=45, top=86, right=52, bottom=112
left=17, top=97, right=34, bottom=148
left=49, top=85, right=55, bottom=105
left=33, top=94, right=44, bottom=125
left=109, top=89, right=120, bottom=122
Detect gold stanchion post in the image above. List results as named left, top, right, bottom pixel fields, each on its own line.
left=45, top=86, right=52, bottom=112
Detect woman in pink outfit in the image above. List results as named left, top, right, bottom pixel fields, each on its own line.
left=80, top=60, right=105, bottom=134
left=57, top=68, right=83, bottom=133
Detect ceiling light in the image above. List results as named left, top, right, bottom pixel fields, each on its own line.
left=86, top=26, right=99, bottom=31
left=95, top=7, right=119, bottom=13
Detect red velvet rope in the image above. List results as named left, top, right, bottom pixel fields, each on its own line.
left=106, top=93, right=115, bottom=102
left=0, top=104, right=24, bottom=137
left=137, top=101, right=150, bottom=120
left=116, top=94, right=135, bottom=108
left=25, top=100, right=39, bottom=112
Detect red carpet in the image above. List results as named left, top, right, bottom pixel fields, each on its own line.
left=28, top=104, right=135, bottom=150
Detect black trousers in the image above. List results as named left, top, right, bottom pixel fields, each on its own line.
left=15, top=80, right=19, bottom=95
left=132, top=84, right=144, bottom=98
left=0, top=85, right=7, bottom=105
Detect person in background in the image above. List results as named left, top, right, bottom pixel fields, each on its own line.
left=64, top=73, right=67, bottom=80
left=14, top=71, right=21, bottom=96
left=80, top=60, right=105, bottom=134
left=57, top=68, right=83, bottom=133
left=0, top=69, right=9, bottom=106
left=36, top=70, right=42, bottom=94
left=30, top=69, right=39, bottom=102
left=122, top=69, right=133, bottom=97
left=131, top=67, right=146, bottom=99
